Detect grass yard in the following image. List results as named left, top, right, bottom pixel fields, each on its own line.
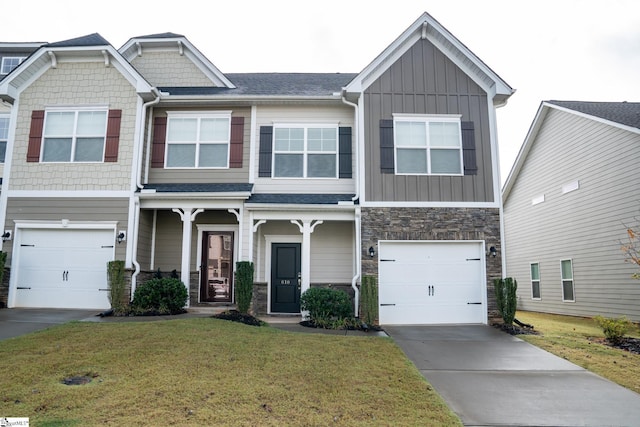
left=0, top=318, right=461, bottom=426
left=515, top=311, right=640, bottom=393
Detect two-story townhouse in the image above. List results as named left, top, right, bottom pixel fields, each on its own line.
left=0, top=13, right=513, bottom=325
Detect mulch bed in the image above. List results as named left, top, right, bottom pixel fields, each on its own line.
left=588, top=336, right=640, bottom=355
left=212, top=310, right=264, bottom=326
left=492, top=322, right=539, bottom=336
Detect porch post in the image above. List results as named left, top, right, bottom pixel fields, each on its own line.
left=291, top=219, right=323, bottom=295
left=172, top=208, right=204, bottom=305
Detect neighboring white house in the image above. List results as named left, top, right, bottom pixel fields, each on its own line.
left=503, top=101, right=640, bottom=321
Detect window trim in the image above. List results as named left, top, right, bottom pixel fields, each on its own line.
left=41, top=107, right=109, bottom=163
left=392, top=114, right=463, bottom=176
left=530, top=262, right=541, bottom=300
left=560, top=258, right=575, bottom=302
left=164, top=111, right=232, bottom=169
left=1, top=56, right=26, bottom=74
left=271, top=122, right=340, bottom=179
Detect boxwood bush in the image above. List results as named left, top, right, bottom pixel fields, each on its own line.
left=131, top=277, right=188, bottom=315
left=300, top=287, right=353, bottom=328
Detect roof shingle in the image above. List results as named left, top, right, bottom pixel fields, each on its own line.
left=548, top=101, right=640, bottom=129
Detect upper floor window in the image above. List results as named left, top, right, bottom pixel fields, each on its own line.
left=0, top=116, right=9, bottom=162
left=1, top=57, right=25, bottom=74
left=273, top=125, right=338, bottom=178
left=393, top=115, right=463, bottom=175
left=165, top=113, right=231, bottom=168
left=42, top=109, right=107, bottom=162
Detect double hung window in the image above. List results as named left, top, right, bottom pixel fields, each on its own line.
left=273, top=125, right=338, bottom=178
left=166, top=113, right=231, bottom=168
left=394, top=116, right=463, bottom=175
left=42, top=109, right=107, bottom=162
left=561, top=259, right=575, bottom=302
left=0, top=115, right=9, bottom=162
left=530, top=263, right=541, bottom=299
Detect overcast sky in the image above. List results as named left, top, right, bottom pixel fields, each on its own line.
left=5, top=0, right=639, bottom=184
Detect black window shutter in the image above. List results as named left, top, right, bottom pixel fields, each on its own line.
left=461, top=121, right=477, bottom=175
left=258, top=126, right=273, bottom=177
left=379, top=119, right=394, bottom=173
left=338, top=127, right=352, bottom=179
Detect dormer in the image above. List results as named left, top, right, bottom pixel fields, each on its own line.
left=119, top=33, right=235, bottom=89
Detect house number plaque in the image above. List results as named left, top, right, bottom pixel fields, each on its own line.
left=280, top=280, right=291, bottom=284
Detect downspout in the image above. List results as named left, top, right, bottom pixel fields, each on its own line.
left=131, top=89, right=161, bottom=296
left=341, top=90, right=360, bottom=315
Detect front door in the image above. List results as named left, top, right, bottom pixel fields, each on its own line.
left=200, top=231, right=234, bottom=303
left=270, top=243, right=301, bottom=313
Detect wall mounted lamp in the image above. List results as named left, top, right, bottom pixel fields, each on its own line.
left=369, top=246, right=376, bottom=257
left=117, top=231, right=126, bottom=244
left=489, top=246, right=497, bottom=258
left=1, top=231, right=11, bottom=241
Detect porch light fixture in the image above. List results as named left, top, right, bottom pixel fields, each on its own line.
left=1, top=231, right=11, bottom=241
left=489, top=246, right=497, bottom=257
left=117, top=231, right=126, bottom=244
left=369, top=246, right=376, bottom=257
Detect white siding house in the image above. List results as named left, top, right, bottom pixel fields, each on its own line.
left=503, top=101, right=640, bottom=321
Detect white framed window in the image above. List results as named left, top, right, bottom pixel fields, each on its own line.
left=272, top=124, right=338, bottom=178
left=165, top=112, right=231, bottom=168
left=0, top=115, right=9, bottom=163
left=393, top=115, right=463, bottom=175
left=530, top=262, right=541, bottom=299
left=42, top=109, right=108, bottom=162
left=560, top=259, right=575, bottom=302
left=1, top=57, right=25, bottom=74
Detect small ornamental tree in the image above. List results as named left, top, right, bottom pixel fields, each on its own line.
left=494, top=277, right=518, bottom=326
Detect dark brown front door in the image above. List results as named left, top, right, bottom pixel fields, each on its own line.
left=200, top=231, right=234, bottom=302
left=270, top=243, right=301, bottom=313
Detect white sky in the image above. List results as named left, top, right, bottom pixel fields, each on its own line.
left=5, top=0, right=640, bottom=185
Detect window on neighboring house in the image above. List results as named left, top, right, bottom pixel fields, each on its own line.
left=1, top=57, right=25, bottom=74
left=530, top=262, right=541, bottom=299
left=42, top=109, right=107, bottom=162
left=560, top=259, right=575, bottom=302
left=272, top=125, right=338, bottom=178
left=394, top=116, right=463, bottom=175
left=165, top=113, right=231, bottom=168
left=0, top=116, right=9, bottom=162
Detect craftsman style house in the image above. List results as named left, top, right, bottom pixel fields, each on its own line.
left=503, top=101, right=640, bottom=322
left=0, top=13, right=513, bottom=324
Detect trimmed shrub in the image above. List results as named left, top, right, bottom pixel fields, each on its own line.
left=300, top=287, right=353, bottom=328
left=494, top=277, right=517, bottom=326
left=107, top=260, right=127, bottom=315
left=235, top=261, right=254, bottom=314
left=0, top=251, right=6, bottom=286
left=360, top=275, right=378, bottom=325
left=594, top=315, right=633, bottom=344
left=131, top=277, right=188, bottom=315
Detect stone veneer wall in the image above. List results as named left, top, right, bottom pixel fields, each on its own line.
left=361, top=207, right=502, bottom=316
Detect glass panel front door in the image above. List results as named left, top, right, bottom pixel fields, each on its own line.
left=200, top=231, right=234, bottom=302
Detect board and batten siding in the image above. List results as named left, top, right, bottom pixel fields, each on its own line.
left=146, top=107, right=251, bottom=184
left=253, top=105, right=356, bottom=194
left=4, top=197, right=130, bottom=262
left=504, top=108, right=640, bottom=321
left=363, top=38, right=493, bottom=203
left=9, top=62, right=138, bottom=191
left=130, top=51, right=215, bottom=88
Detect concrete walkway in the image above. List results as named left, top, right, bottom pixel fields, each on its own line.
left=384, top=325, right=640, bottom=427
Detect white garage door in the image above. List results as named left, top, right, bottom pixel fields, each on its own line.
left=12, top=229, right=115, bottom=309
left=378, top=241, right=486, bottom=325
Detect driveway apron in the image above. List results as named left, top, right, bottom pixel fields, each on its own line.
left=0, top=308, right=98, bottom=340
left=385, top=325, right=640, bottom=427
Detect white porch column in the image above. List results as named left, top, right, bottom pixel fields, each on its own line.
left=172, top=208, right=204, bottom=304
left=291, top=219, right=323, bottom=295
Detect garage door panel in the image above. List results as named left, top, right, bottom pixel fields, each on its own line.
left=12, top=228, right=114, bottom=309
left=378, top=241, right=486, bottom=325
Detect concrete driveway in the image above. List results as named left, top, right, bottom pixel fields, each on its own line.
left=385, top=325, right=640, bottom=427
left=0, top=308, right=98, bottom=340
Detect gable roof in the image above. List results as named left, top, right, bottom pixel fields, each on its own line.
left=345, top=12, right=514, bottom=105
left=0, top=33, right=155, bottom=103
left=502, top=100, right=640, bottom=201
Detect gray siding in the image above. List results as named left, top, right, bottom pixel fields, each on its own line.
left=147, top=107, right=251, bottom=184
left=137, top=209, right=154, bottom=269
left=504, top=109, right=640, bottom=321
left=363, top=38, right=493, bottom=203
left=4, top=197, right=130, bottom=262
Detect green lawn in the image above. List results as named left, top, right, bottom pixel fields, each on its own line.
left=516, top=311, right=640, bottom=393
left=0, top=318, right=461, bottom=426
